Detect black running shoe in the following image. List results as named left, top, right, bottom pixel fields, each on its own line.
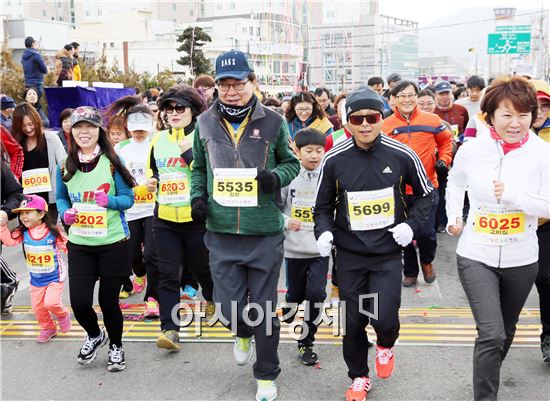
left=298, top=345, right=318, bottom=366
left=77, top=328, right=108, bottom=365
left=542, top=335, right=550, bottom=364
left=107, top=344, right=126, bottom=372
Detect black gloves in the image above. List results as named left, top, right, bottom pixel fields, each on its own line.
left=255, top=170, right=280, bottom=193
left=435, top=159, right=448, bottom=174
left=191, top=197, right=208, bottom=222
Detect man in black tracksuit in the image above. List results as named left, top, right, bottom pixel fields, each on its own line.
left=313, top=86, right=434, bottom=400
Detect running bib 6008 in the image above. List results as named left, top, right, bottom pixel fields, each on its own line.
left=158, top=172, right=190, bottom=204
left=347, top=187, right=395, bottom=231
left=291, top=198, right=314, bottom=231
left=25, top=244, right=55, bottom=273
left=213, top=168, right=257, bottom=207
left=22, top=168, right=52, bottom=194
left=71, top=203, right=108, bottom=237
left=474, top=205, right=526, bottom=246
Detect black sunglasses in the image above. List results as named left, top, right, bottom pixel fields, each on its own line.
left=164, top=105, right=187, bottom=114
left=348, top=114, right=382, bottom=125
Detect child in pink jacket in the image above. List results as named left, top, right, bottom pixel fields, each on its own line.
left=0, top=194, right=71, bottom=342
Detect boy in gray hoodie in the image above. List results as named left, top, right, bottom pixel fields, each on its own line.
left=281, top=128, right=328, bottom=366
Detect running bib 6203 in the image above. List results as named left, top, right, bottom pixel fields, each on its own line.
left=347, top=187, right=395, bottom=231
left=71, top=203, right=108, bottom=237
left=474, top=205, right=526, bottom=246
left=22, top=168, right=52, bottom=194
left=25, top=244, right=55, bottom=274
left=158, top=172, right=190, bottom=204
left=213, top=168, right=257, bottom=207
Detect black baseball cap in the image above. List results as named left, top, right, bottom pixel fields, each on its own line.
left=435, top=81, right=453, bottom=93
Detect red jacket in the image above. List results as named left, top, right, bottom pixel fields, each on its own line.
left=0, top=126, right=24, bottom=180
left=434, top=103, right=469, bottom=135
left=382, top=107, right=453, bottom=190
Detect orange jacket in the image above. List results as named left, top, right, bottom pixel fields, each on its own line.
left=382, top=107, right=453, bottom=190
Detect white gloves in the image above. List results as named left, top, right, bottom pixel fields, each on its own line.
left=388, top=223, right=414, bottom=247
left=316, top=231, right=333, bottom=257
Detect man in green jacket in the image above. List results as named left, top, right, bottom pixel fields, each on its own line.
left=190, top=50, right=299, bottom=401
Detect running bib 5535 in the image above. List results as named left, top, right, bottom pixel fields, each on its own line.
left=71, top=203, right=108, bottom=237
left=22, top=168, right=52, bottom=194
left=474, top=205, right=526, bottom=246
left=213, top=168, right=258, bottom=207
left=347, top=187, right=395, bottom=231
left=25, top=244, right=55, bottom=274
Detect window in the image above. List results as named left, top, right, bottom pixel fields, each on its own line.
left=282, top=62, right=288, bottom=73
left=323, top=34, right=331, bottom=46
left=289, top=62, right=296, bottom=74
left=57, top=2, right=61, bottom=8
left=172, top=3, right=176, bottom=11
left=346, top=51, right=352, bottom=62
left=324, top=52, right=335, bottom=66
left=85, top=9, right=90, bottom=16
left=243, top=27, right=247, bottom=33
left=273, top=61, right=281, bottom=74
left=230, top=2, right=235, bottom=9
left=110, top=42, right=115, bottom=48
left=325, top=69, right=335, bottom=82
left=97, top=9, right=102, bottom=16
left=249, top=26, right=254, bottom=36
left=42, top=10, right=46, bottom=17
left=256, top=27, right=260, bottom=36
left=189, top=9, right=194, bottom=16
left=345, top=69, right=353, bottom=81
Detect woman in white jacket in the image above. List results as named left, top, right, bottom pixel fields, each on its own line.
left=447, top=76, right=550, bottom=401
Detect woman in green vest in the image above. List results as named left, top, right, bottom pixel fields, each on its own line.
left=56, top=106, right=136, bottom=372
left=145, top=85, right=214, bottom=350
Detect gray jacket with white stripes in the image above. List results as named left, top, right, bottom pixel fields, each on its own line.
left=313, top=133, right=435, bottom=256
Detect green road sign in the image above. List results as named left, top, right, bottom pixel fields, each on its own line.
left=487, top=32, right=531, bottom=54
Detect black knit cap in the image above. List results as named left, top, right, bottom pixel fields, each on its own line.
left=345, top=85, right=385, bottom=118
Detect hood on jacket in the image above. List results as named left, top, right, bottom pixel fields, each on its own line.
left=22, top=48, right=39, bottom=61
left=56, top=49, right=72, bottom=59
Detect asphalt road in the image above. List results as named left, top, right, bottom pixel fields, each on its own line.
left=1, top=232, right=549, bottom=401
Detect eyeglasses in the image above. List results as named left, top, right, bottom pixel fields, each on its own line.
left=217, top=80, right=249, bottom=92
left=395, top=93, right=418, bottom=100
left=164, top=105, right=187, bottom=114
left=348, top=114, right=382, bottom=125
left=295, top=107, right=313, bottom=113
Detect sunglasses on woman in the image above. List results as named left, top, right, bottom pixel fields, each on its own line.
left=348, top=113, right=382, bottom=125
left=164, top=105, right=187, bottom=114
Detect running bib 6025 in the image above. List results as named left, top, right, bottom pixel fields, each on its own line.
left=291, top=198, right=314, bottom=231
left=22, top=168, right=52, bottom=194
left=133, top=191, right=155, bottom=212
left=25, top=244, right=55, bottom=274
left=347, top=187, right=395, bottom=231
left=474, top=205, right=526, bottom=246
left=71, top=203, right=108, bottom=237
left=213, top=168, right=257, bottom=207
left=158, top=171, right=190, bottom=204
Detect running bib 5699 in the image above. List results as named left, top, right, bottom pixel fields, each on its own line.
left=347, top=187, right=395, bottom=231
left=213, top=168, right=258, bottom=207
left=71, top=203, right=108, bottom=237
left=474, top=205, right=526, bottom=246
left=158, top=171, right=190, bottom=204
left=291, top=198, right=314, bottom=231
left=25, top=244, right=55, bottom=274
left=22, top=168, right=52, bottom=194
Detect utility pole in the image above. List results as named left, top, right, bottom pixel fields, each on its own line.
left=190, top=26, right=195, bottom=77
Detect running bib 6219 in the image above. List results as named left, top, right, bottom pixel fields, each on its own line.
left=71, top=203, right=108, bottom=237
left=213, top=168, right=257, bottom=207
left=474, top=205, right=526, bottom=246
left=25, top=244, right=55, bottom=274
left=158, top=171, right=190, bottom=204
left=291, top=198, right=314, bottom=231
left=22, top=168, right=52, bottom=194
left=347, top=187, right=395, bottom=231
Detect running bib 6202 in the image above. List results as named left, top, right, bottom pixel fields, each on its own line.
left=213, top=168, right=257, bottom=207
left=291, top=198, right=314, bottom=231
left=474, top=205, right=526, bottom=246
left=347, top=187, right=395, bottom=231
left=158, top=171, right=190, bottom=204
left=22, top=168, right=52, bottom=194
left=25, top=244, right=55, bottom=274
left=71, top=203, right=108, bottom=237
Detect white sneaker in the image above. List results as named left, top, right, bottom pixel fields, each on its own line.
left=256, top=379, right=277, bottom=401
left=233, top=336, right=253, bottom=365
